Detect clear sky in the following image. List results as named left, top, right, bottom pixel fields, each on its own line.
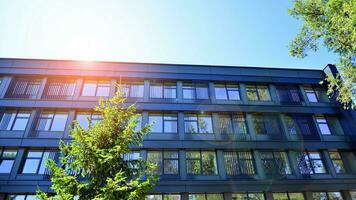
left=0, top=0, right=336, bottom=69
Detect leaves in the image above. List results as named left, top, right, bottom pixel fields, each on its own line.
left=37, top=86, right=159, bottom=200
left=289, top=0, right=356, bottom=109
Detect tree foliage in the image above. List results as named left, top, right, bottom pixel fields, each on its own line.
left=37, top=88, right=159, bottom=200
left=289, top=0, right=356, bottom=109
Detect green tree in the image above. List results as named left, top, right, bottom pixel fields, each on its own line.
left=37, top=88, right=159, bottom=200
left=288, top=0, right=356, bottom=109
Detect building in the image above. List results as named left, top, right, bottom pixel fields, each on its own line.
left=0, top=58, right=355, bottom=200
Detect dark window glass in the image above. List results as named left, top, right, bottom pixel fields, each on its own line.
left=284, top=115, right=317, bottom=136
left=329, top=151, right=346, bottom=174
left=189, top=194, right=224, bottom=200
left=260, top=151, right=291, bottom=175
left=6, top=195, right=37, bottom=200
left=145, top=194, right=181, bottom=200
left=6, top=78, right=41, bottom=99
left=0, top=149, right=17, bottom=173
left=82, top=80, right=110, bottom=97
left=76, top=112, right=102, bottom=130
left=276, top=86, right=302, bottom=104
left=296, top=151, right=326, bottom=174
left=316, top=115, right=332, bottom=135
left=21, top=150, right=57, bottom=174
left=273, top=193, right=305, bottom=200
left=252, top=114, right=280, bottom=135
left=36, top=111, right=68, bottom=132
left=305, top=86, right=330, bottom=103
left=184, top=114, right=213, bottom=134
left=312, top=192, right=343, bottom=200
left=186, top=151, right=217, bottom=175
left=43, top=79, right=76, bottom=99
left=246, top=85, right=271, bottom=101
left=224, top=151, right=255, bottom=175
left=0, top=111, right=30, bottom=131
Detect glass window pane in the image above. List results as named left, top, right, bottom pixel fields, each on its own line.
left=183, top=88, right=195, bottom=99
left=149, top=114, right=163, bottom=133
left=318, top=124, right=331, bottom=135
left=215, top=84, right=227, bottom=100
left=273, top=193, right=288, bottom=200
left=246, top=86, right=258, bottom=101
left=0, top=160, right=14, bottom=173
left=189, top=194, right=205, bottom=200
left=311, top=160, right=326, bottom=173
left=228, top=90, right=240, bottom=100
left=202, top=152, right=217, bottom=175
left=146, top=195, right=163, bottom=200
left=257, top=86, right=271, bottom=101
left=130, top=82, right=144, bottom=97
left=250, top=193, right=265, bottom=200
left=38, top=151, right=51, bottom=174
left=82, top=81, right=97, bottom=96
left=164, top=83, right=177, bottom=98
left=76, top=113, right=90, bottom=129
left=96, top=86, right=110, bottom=96
left=198, top=115, right=213, bottom=133
left=164, top=194, right=181, bottom=200
left=164, top=160, right=178, bottom=174
left=150, top=83, right=163, bottom=98
left=51, top=113, right=68, bottom=131
left=22, top=159, right=40, bottom=173
left=0, top=112, right=16, bottom=130
left=289, top=193, right=305, bottom=200
left=328, top=192, right=343, bottom=200
left=206, top=194, right=224, bottom=200
left=12, top=117, right=29, bottom=131
left=219, top=114, right=233, bottom=134
left=147, top=151, right=162, bottom=174
left=196, top=84, right=209, bottom=99
left=7, top=195, right=26, bottom=200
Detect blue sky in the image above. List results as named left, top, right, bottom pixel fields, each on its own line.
left=0, top=0, right=336, bottom=69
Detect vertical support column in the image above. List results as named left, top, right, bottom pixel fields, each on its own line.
left=239, top=83, right=248, bottom=104
left=0, top=194, right=6, bottom=200
left=0, top=76, right=12, bottom=98
left=253, top=150, right=265, bottom=179
left=144, top=80, right=150, bottom=102
left=36, top=77, right=48, bottom=99
left=265, top=192, right=274, bottom=200
left=246, top=113, right=257, bottom=140
left=216, top=150, right=226, bottom=180
left=179, top=150, right=186, bottom=180
left=177, top=81, right=183, bottom=103
left=278, top=113, right=290, bottom=141
left=212, top=113, right=220, bottom=135
left=10, top=148, right=25, bottom=179
left=24, top=110, right=37, bottom=138
left=341, top=191, right=352, bottom=200
left=321, top=150, right=337, bottom=177
left=64, top=110, right=76, bottom=138
left=224, top=193, right=232, bottom=200
left=269, top=84, right=279, bottom=103
left=288, top=151, right=302, bottom=179
left=299, top=85, right=310, bottom=106
left=209, top=82, right=216, bottom=104
left=142, top=112, right=149, bottom=127
left=304, top=192, right=314, bottom=200
left=73, top=78, right=83, bottom=99
left=178, top=112, right=185, bottom=140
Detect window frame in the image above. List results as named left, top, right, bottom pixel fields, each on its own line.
left=246, top=84, right=271, bottom=101
left=119, top=81, right=144, bottom=98
left=21, top=149, right=57, bottom=174
left=35, top=111, right=69, bottom=132
left=0, top=148, right=17, bottom=174
left=186, top=150, right=218, bottom=175
left=148, top=113, right=178, bottom=134
left=81, top=80, right=111, bottom=97
left=273, top=192, right=305, bottom=200
left=6, top=77, right=42, bottom=99
left=218, top=113, right=248, bottom=135
left=188, top=193, right=224, bottom=200
left=297, top=151, right=327, bottom=175
left=147, top=150, right=179, bottom=175
left=260, top=151, right=291, bottom=175
left=42, top=79, right=76, bottom=99
left=315, top=115, right=332, bottom=135
left=184, top=113, right=214, bottom=134
left=149, top=81, right=177, bottom=99
left=75, top=111, right=103, bottom=129
left=0, top=110, right=31, bottom=131
left=329, top=151, right=347, bottom=174
left=214, top=82, right=240, bottom=100
left=182, top=82, right=209, bottom=100
left=232, top=192, right=266, bottom=200
left=224, top=151, right=255, bottom=176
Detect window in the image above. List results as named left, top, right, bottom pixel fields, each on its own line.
left=214, top=82, right=240, bottom=100
left=312, top=192, right=343, bottom=200
left=350, top=191, right=356, bottom=200
left=0, top=110, right=31, bottom=131
left=149, top=113, right=177, bottom=133
left=304, top=86, right=330, bottom=103
left=6, top=78, right=41, bottom=99
left=189, top=193, right=224, bottom=200
left=186, top=151, right=217, bottom=175
left=232, top=192, right=265, bottom=200
left=218, top=113, right=247, bottom=134
left=122, top=151, right=140, bottom=171
left=184, top=114, right=213, bottom=134
left=150, top=81, right=176, bottom=99
left=252, top=114, right=280, bottom=135
left=273, top=193, right=304, bottom=200
left=147, top=151, right=179, bottom=175
left=0, top=149, right=17, bottom=173
left=329, top=151, right=346, bottom=174
left=36, top=111, right=68, bottom=132
left=284, top=115, right=317, bottom=136
left=21, top=150, right=57, bottom=174
left=276, top=86, right=302, bottom=104
left=224, top=151, right=255, bottom=175
left=246, top=85, right=271, bottom=101
left=146, top=194, right=181, bottom=200
left=316, top=115, right=332, bottom=135
left=81, top=80, right=110, bottom=97
left=42, top=79, right=76, bottom=99
left=260, top=151, right=291, bottom=175
left=183, top=82, right=209, bottom=99
left=6, top=195, right=37, bottom=200
left=76, top=112, right=103, bottom=129
left=119, top=81, right=144, bottom=98
left=296, top=151, right=326, bottom=174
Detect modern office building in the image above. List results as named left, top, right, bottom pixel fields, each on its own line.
left=0, top=58, right=355, bottom=200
